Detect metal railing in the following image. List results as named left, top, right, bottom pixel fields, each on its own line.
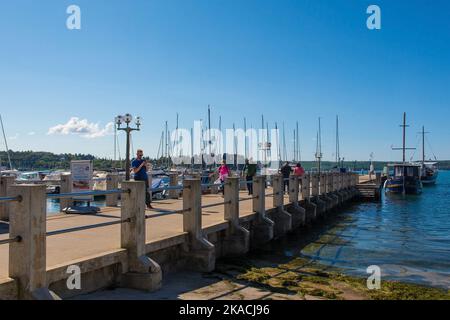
left=0, top=236, right=21, bottom=245
left=1, top=174, right=356, bottom=240
left=0, top=196, right=21, bottom=203
left=47, top=189, right=126, bottom=199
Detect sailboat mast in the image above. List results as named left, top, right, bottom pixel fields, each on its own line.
left=315, top=117, right=323, bottom=174
left=218, top=116, right=222, bottom=162
left=208, top=105, right=211, bottom=156
left=275, top=122, right=281, bottom=165
left=336, top=115, right=340, bottom=165
left=296, top=121, right=300, bottom=162
left=0, top=114, right=13, bottom=170
left=402, top=112, right=406, bottom=163
left=422, top=126, right=425, bottom=164
left=282, top=122, right=287, bottom=162
left=244, top=117, right=247, bottom=160
left=293, top=130, right=296, bottom=162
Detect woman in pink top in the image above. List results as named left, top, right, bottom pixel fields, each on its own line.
left=294, top=163, right=305, bottom=177
left=217, top=160, right=230, bottom=195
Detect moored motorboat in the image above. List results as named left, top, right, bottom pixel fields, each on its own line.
left=385, top=163, right=423, bottom=195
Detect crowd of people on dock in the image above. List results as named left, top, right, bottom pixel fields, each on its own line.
left=131, top=148, right=306, bottom=206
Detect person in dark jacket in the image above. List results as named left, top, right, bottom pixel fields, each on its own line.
left=280, top=162, right=292, bottom=193
left=242, top=159, right=257, bottom=195
left=131, top=149, right=153, bottom=209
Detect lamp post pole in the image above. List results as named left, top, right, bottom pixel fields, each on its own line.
left=116, top=114, right=141, bottom=181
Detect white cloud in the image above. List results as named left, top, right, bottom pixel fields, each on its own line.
left=48, top=117, right=114, bottom=139
left=8, top=133, right=19, bottom=140
left=28, top=132, right=36, bottom=136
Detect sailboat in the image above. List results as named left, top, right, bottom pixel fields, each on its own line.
left=0, top=114, right=16, bottom=175
left=385, top=113, right=422, bottom=195
left=414, top=126, right=438, bottom=185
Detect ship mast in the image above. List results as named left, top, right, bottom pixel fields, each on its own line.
left=0, top=114, right=13, bottom=170
left=336, top=115, right=340, bottom=166
left=315, top=117, right=323, bottom=174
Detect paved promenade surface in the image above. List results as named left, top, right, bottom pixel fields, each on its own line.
left=0, top=188, right=284, bottom=280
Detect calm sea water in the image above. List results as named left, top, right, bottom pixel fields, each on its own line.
left=267, top=170, right=450, bottom=289
left=47, top=198, right=107, bottom=214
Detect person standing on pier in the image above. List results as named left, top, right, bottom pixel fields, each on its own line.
left=242, top=158, right=257, bottom=195
left=280, top=162, right=292, bottom=194
left=217, top=160, right=230, bottom=196
left=131, top=149, right=153, bottom=209
left=294, top=163, right=305, bottom=177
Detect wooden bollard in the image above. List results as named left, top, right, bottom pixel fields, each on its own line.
left=182, top=178, right=215, bottom=271
left=270, top=174, right=292, bottom=235
left=251, top=175, right=274, bottom=246
left=183, top=178, right=202, bottom=244
left=224, top=177, right=239, bottom=227
left=302, top=174, right=310, bottom=201
left=311, top=173, right=319, bottom=197
left=319, top=173, right=327, bottom=196
left=168, top=173, right=179, bottom=199
left=289, top=174, right=299, bottom=204
left=272, top=174, right=284, bottom=208
left=121, top=181, right=146, bottom=268
left=223, top=176, right=249, bottom=256
left=253, top=175, right=266, bottom=217
left=326, top=173, right=333, bottom=194
left=285, top=174, right=305, bottom=228
left=60, top=173, right=73, bottom=212
left=9, top=184, right=59, bottom=299
left=105, top=173, right=119, bottom=207
left=333, top=173, right=338, bottom=193
left=0, top=176, right=15, bottom=221
left=120, top=181, right=162, bottom=291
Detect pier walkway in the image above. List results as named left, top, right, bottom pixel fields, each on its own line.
left=0, top=190, right=280, bottom=280
left=0, top=172, right=360, bottom=300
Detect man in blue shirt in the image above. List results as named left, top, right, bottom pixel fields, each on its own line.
left=131, top=149, right=153, bottom=209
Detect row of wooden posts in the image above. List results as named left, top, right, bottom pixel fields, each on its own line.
left=0, top=171, right=358, bottom=299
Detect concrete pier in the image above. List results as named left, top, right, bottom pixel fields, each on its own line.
left=0, top=172, right=361, bottom=300
left=182, top=179, right=215, bottom=272
left=105, top=173, right=119, bottom=207
left=326, top=173, right=339, bottom=208
left=60, top=174, right=73, bottom=212
left=267, top=174, right=292, bottom=238
left=310, top=173, right=326, bottom=218
left=119, top=181, right=162, bottom=292
left=8, top=184, right=59, bottom=300
left=0, top=176, right=15, bottom=221
left=301, top=174, right=317, bottom=224
left=168, top=173, right=179, bottom=199
left=222, top=177, right=250, bottom=256
left=250, top=176, right=274, bottom=247
left=319, top=173, right=334, bottom=213
left=286, top=175, right=306, bottom=228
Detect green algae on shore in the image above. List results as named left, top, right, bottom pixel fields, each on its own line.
left=218, top=257, right=450, bottom=300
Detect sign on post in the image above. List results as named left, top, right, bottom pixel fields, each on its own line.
left=70, top=160, right=93, bottom=201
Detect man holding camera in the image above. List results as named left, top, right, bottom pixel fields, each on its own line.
left=131, top=149, right=153, bottom=209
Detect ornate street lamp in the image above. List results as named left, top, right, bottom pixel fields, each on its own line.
left=115, top=114, right=142, bottom=181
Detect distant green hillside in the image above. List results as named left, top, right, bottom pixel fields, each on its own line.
left=1, top=150, right=449, bottom=171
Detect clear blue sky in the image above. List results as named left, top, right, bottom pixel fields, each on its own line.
left=0, top=0, right=449, bottom=162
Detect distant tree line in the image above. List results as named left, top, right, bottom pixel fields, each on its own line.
left=1, top=150, right=449, bottom=171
